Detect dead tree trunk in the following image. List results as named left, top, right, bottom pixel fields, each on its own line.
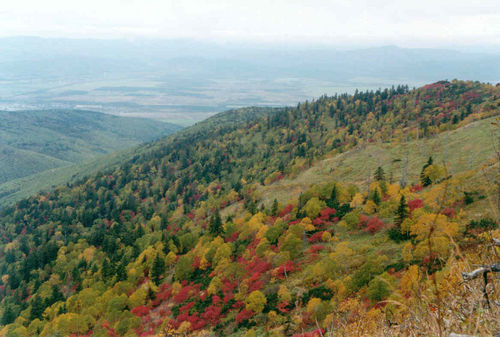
left=460, top=238, right=500, bottom=308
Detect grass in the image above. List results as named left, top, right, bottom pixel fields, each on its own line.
left=257, top=117, right=498, bottom=205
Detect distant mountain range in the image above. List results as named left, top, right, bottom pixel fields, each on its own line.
left=1, top=37, right=498, bottom=124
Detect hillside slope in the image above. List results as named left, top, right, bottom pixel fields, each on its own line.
left=0, top=81, right=498, bottom=337
left=0, top=109, right=182, bottom=205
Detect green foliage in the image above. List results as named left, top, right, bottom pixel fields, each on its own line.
left=367, top=272, right=393, bottom=303
left=0, top=80, right=495, bottom=336
left=175, top=255, right=194, bottom=281
left=151, top=254, right=166, bottom=285
left=374, top=166, right=385, bottom=181
left=209, top=210, right=223, bottom=236
left=303, top=197, right=326, bottom=218
left=420, top=156, right=434, bottom=186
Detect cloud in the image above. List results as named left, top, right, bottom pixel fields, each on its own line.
left=0, top=0, right=498, bottom=47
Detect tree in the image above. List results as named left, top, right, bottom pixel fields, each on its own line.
left=209, top=210, right=223, bottom=236
left=175, top=255, right=193, bottom=281
left=1, top=305, right=16, bottom=325
left=327, top=184, right=339, bottom=209
left=116, top=262, right=127, bottom=282
left=420, top=156, right=433, bottom=186
left=374, top=166, right=385, bottom=181
left=367, top=272, right=392, bottom=303
left=271, top=199, right=279, bottom=216
left=152, top=254, right=166, bottom=285
left=245, top=290, right=267, bottom=313
left=303, top=197, right=326, bottom=218
left=395, top=195, right=409, bottom=225
left=30, top=296, right=45, bottom=320
left=371, top=189, right=381, bottom=205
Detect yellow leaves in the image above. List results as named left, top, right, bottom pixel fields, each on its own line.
left=301, top=217, right=315, bottom=231
left=303, top=197, right=326, bottom=218
left=80, top=247, right=95, bottom=263
left=386, top=183, right=401, bottom=199
left=177, top=321, right=192, bottom=335
left=330, top=241, right=353, bottom=261
left=199, top=256, right=210, bottom=270
left=306, top=297, right=322, bottom=314
left=410, top=213, right=459, bottom=259
left=213, top=243, right=232, bottom=266
left=1, top=274, right=8, bottom=284
left=350, top=193, right=364, bottom=208
left=245, top=290, right=267, bottom=313
left=165, top=251, right=177, bottom=266
left=129, top=287, right=147, bottom=308
left=321, top=231, right=332, bottom=242
left=364, top=200, right=377, bottom=214
left=171, top=281, right=182, bottom=296
left=424, top=164, right=446, bottom=182
left=278, top=285, right=292, bottom=302
left=207, top=276, right=222, bottom=295
left=256, top=238, right=270, bottom=257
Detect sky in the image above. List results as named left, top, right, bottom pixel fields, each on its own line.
left=0, top=0, right=499, bottom=49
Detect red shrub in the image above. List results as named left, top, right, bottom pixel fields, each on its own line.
left=236, top=309, right=255, bottom=324
left=131, top=305, right=150, bottom=317
left=411, top=184, right=423, bottom=192
left=308, top=231, right=325, bottom=243
left=279, top=204, right=294, bottom=217
left=408, top=199, right=424, bottom=211
left=442, top=207, right=456, bottom=218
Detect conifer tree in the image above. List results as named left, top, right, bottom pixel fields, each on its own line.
left=30, top=296, right=45, bottom=320
left=395, top=195, right=409, bottom=225
left=327, top=184, right=340, bottom=209
left=420, top=156, right=433, bottom=186
left=209, top=210, right=223, bottom=236
left=271, top=199, right=279, bottom=216
left=374, top=166, right=385, bottom=181
left=152, top=254, right=166, bottom=285
left=116, top=262, right=127, bottom=282
left=371, top=189, right=381, bottom=205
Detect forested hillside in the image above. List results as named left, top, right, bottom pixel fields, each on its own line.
left=0, top=80, right=498, bottom=336
left=0, top=109, right=182, bottom=206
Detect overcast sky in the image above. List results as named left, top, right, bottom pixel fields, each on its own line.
left=1, top=0, right=499, bottom=48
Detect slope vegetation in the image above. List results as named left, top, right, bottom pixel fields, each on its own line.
left=0, top=109, right=182, bottom=205
left=0, top=81, right=498, bottom=337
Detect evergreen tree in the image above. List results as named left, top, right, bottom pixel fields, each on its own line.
left=271, top=199, right=279, bottom=216
left=374, top=166, right=385, bottom=181
left=209, top=210, right=223, bottom=236
left=327, top=184, right=340, bottom=209
left=420, top=157, right=433, bottom=186
left=395, top=195, right=409, bottom=225
left=116, top=262, right=127, bottom=282
left=30, top=296, right=45, bottom=320
left=152, top=254, right=166, bottom=285
left=102, top=258, right=114, bottom=282
left=1, top=305, right=15, bottom=325
left=371, top=189, right=381, bottom=205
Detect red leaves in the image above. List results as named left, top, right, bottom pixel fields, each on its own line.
left=308, top=231, right=325, bottom=243
left=236, top=308, right=255, bottom=324
left=277, top=301, right=291, bottom=313
left=408, top=199, right=424, bottom=211
left=201, top=305, right=221, bottom=325
left=442, top=207, right=456, bottom=218
left=273, top=261, right=296, bottom=279
left=132, top=305, right=151, bottom=317
left=307, top=244, right=325, bottom=254
left=278, top=204, right=293, bottom=218
left=359, top=215, right=385, bottom=233
left=410, top=184, right=423, bottom=192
